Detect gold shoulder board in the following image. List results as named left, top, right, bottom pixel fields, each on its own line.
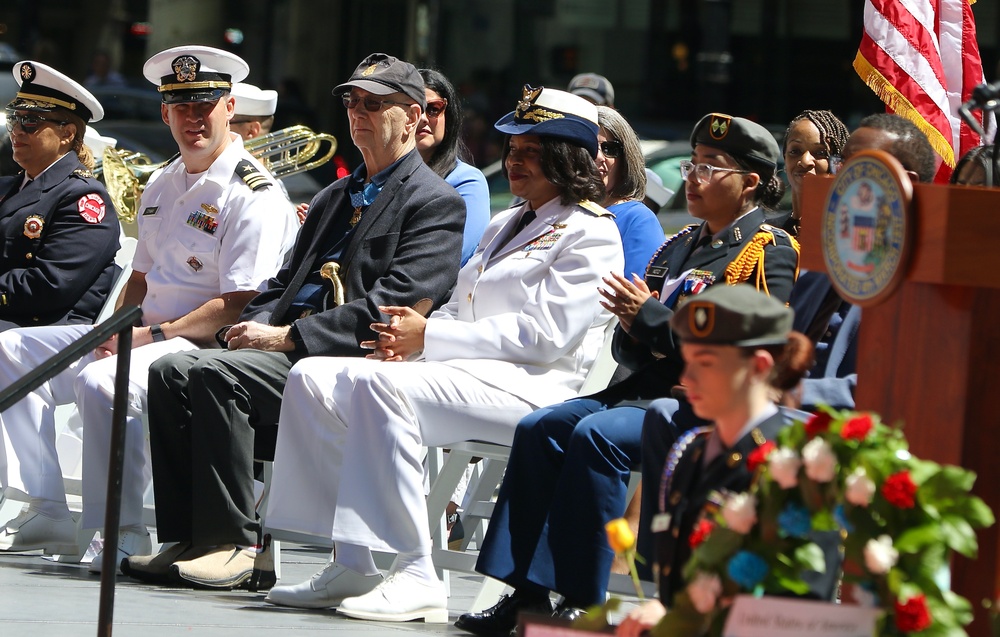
left=235, top=159, right=272, bottom=191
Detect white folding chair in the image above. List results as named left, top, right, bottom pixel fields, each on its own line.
left=425, top=318, right=625, bottom=605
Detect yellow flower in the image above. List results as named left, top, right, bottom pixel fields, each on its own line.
left=605, top=517, right=635, bottom=554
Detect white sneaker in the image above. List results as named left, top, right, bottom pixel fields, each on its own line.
left=265, top=561, right=382, bottom=609
left=337, top=570, right=447, bottom=623
left=89, top=526, right=152, bottom=574
left=0, top=508, right=77, bottom=555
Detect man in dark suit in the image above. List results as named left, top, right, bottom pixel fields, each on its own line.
left=122, top=53, right=466, bottom=590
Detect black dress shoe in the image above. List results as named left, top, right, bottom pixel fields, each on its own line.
left=552, top=603, right=587, bottom=622
left=455, top=593, right=553, bottom=637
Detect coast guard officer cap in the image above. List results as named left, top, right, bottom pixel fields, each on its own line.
left=671, top=284, right=792, bottom=347
left=143, top=45, right=249, bottom=104
left=333, top=53, right=426, bottom=110
left=232, top=82, right=277, bottom=117
left=7, top=60, right=104, bottom=123
left=690, top=112, right=781, bottom=181
left=494, top=85, right=600, bottom=158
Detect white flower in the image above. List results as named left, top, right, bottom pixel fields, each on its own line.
left=802, top=437, right=837, bottom=483
left=864, top=535, right=899, bottom=574
left=688, top=571, right=723, bottom=614
left=768, top=447, right=802, bottom=489
left=722, top=492, right=757, bottom=534
left=845, top=467, right=876, bottom=507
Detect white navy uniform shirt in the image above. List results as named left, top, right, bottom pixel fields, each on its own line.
left=132, top=134, right=298, bottom=325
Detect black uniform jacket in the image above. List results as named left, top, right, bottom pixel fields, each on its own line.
left=592, top=207, right=799, bottom=406
left=655, top=411, right=840, bottom=606
left=0, top=152, right=120, bottom=327
left=240, top=150, right=466, bottom=358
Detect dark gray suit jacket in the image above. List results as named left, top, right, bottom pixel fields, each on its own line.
left=240, top=150, right=465, bottom=357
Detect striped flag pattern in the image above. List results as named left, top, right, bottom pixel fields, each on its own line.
left=854, top=0, right=990, bottom=182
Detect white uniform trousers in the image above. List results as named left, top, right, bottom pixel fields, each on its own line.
left=0, top=323, right=197, bottom=528
left=266, top=357, right=536, bottom=556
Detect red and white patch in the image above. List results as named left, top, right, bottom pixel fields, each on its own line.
left=77, top=193, right=106, bottom=224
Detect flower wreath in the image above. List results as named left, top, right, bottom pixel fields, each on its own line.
left=652, top=407, right=995, bottom=637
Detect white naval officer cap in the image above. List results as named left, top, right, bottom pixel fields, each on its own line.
left=231, top=82, right=277, bottom=117
left=7, top=60, right=105, bottom=123
left=142, top=45, right=249, bottom=104
left=84, top=126, right=117, bottom=155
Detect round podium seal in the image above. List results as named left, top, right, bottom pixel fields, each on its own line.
left=821, top=149, right=913, bottom=306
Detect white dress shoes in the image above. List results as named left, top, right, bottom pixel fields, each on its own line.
left=337, top=570, right=448, bottom=623
left=89, top=526, right=152, bottom=574
left=0, top=508, right=77, bottom=555
left=265, top=561, right=383, bottom=609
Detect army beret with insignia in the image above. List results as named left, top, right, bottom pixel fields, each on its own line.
left=690, top=113, right=780, bottom=181
left=670, top=284, right=792, bottom=347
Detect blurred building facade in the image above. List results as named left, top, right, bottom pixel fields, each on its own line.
left=1, top=0, right=999, bottom=166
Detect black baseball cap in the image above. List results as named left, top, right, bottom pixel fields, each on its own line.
left=333, top=53, right=426, bottom=110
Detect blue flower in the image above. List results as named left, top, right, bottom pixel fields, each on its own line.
left=834, top=504, right=854, bottom=533
left=727, top=550, right=769, bottom=589
left=778, top=502, right=812, bottom=538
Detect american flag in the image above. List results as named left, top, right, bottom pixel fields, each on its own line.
left=854, top=0, right=992, bottom=183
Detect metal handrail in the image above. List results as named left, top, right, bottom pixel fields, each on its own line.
left=0, top=304, right=142, bottom=637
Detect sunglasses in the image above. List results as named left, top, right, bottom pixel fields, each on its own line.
left=341, top=94, right=413, bottom=112
left=599, top=140, right=623, bottom=158
left=5, top=112, right=68, bottom=134
left=425, top=99, right=448, bottom=119
left=679, top=160, right=750, bottom=185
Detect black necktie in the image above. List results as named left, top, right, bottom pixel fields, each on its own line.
left=514, top=210, right=536, bottom=234
left=502, top=210, right=535, bottom=249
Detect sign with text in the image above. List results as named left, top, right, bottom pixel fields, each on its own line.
left=723, top=595, right=880, bottom=637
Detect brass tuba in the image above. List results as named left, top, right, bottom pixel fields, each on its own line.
left=101, top=125, right=338, bottom=224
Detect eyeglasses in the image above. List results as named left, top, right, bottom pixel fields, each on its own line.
left=425, top=99, right=448, bottom=119
left=5, top=112, right=68, bottom=134
left=599, top=140, right=623, bottom=158
left=679, top=160, right=750, bottom=184
left=341, top=94, right=413, bottom=112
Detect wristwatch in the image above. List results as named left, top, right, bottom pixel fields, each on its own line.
left=149, top=324, right=166, bottom=342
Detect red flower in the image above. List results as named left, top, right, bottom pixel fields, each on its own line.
left=688, top=519, right=715, bottom=549
left=882, top=471, right=918, bottom=509
left=747, top=442, right=777, bottom=473
left=841, top=414, right=874, bottom=441
left=894, top=594, right=932, bottom=633
left=804, top=412, right=833, bottom=437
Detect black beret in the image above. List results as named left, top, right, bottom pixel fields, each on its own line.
left=690, top=113, right=780, bottom=178
left=671, top=284, right=792, bottom=347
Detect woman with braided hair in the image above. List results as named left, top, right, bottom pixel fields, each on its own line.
left=457, top=113, right=800, bottom=636
left=776, top=109, right=849, bottom=235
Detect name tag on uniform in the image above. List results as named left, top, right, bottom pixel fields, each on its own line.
left=651, top=512, right=672, bottom=533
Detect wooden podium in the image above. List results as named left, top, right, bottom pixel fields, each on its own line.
left=800, top=173, right=1000, bottom=636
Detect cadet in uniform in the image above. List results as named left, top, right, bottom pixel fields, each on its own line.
left=0, top=60, right=120, bottom=330
left=260, top=85, right=623, bottom=623
left=458, top=114, right=800, bottom=636
left=0, top=46, right=296, bottom=567
left=617, top=285, right=816, bottom=636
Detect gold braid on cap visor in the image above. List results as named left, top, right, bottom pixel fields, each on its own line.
left=14, top=92, right=77, bottom=111
left=515, top=103, right=566, bottom=124
left=158, top=80, right=232, bottom=93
